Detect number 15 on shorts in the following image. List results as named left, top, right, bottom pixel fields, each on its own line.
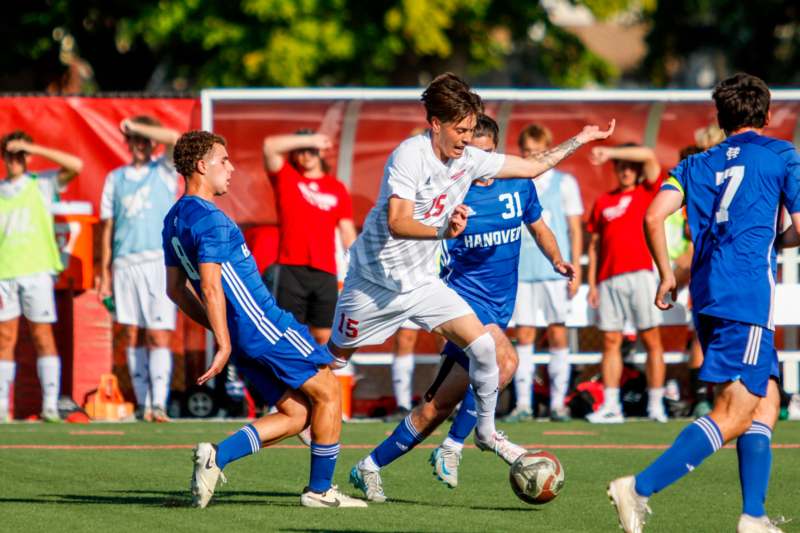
left=337, top=313, right=359, bottom=338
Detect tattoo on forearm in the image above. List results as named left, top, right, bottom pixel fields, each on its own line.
left=532, top=136, right=582, bottom=168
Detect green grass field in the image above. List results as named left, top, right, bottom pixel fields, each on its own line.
left=1, top=420, right=798, bottom=532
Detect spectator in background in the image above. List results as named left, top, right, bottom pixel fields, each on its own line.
left=262, top=130, right=356, bottom=343
left=0, top=131, right=83, bottom=422
left=97, top=116, right=180, bottom=422
left=586, top=144, right=667, bottom=424
left=507, top=124, right=584, bottom=422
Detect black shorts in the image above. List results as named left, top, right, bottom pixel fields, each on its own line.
left=269, top=265, right=338, bottom=329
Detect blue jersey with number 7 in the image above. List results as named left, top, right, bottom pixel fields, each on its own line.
left=663, top=131, right=800, bottom=329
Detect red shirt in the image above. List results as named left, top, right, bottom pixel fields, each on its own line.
left=586, top=176, right=662, bottom=283
left=269, top=161, right=353, bottom=275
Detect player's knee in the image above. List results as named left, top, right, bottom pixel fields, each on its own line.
left=305, top=367, right=341, bottom=406
left=602, top=333, right=622, bottom=351
left=465, top=331, right=497, bottom=377
left=29, top=324, right=56, bottom=354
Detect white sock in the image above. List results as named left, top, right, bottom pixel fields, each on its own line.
left=604, top=387, right=621, bottom=412
left=360, top=454, right=380, bottom=472
left=0, top=361, right=16, bottom=416
left=442, top=436, right=464, bottom=453
left=126, top=346, right=150, bottom=408
left=514, top=344, right=534, bottom=411
left=391, top=354, right=415, bottom=410
left=548, top=347, right=570, bottom=411
left=465, top=333, right=499, bottom=440
left=149, top=347, right=173, bottom=410
left=648, top=387, right=665, bottom=414
left=37, top=355, right=60, bottom=413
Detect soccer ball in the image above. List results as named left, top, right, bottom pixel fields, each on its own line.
left=509, top=450, right=564, bottom=504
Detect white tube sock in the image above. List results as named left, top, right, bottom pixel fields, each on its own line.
left=604, top=387, right=621, bottom=412
left=648, top=387, right=665, bottom=415
left=0, top=361, right=16, bottom=417
left=149, top=347, right=173, bottom=410
left=514, top=344, right=534, bottom=411
left=465, top=332, right=499, bottom=440
left=126, top=346, right=150, bottom=408
left=37, top=355, right=61, bottom=413
left=548, top=347, right=570, bottom=411
left=391, top=354, right=415, bottom=410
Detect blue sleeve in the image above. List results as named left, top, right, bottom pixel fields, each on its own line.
left=781, top=148, right=800, bottom=214
left=195, top=211, right=232, bottom=264
left=522, top=180, right=542, bottom=224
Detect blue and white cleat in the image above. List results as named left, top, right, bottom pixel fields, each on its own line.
left=349, top=463, right=387, bottom=503
left=429, top=446, right=461, bottom=488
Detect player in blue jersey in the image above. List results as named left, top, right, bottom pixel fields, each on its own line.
left=349, top=115, right=575, bottom=501
left=162, top=131, right=367, bottom=509
left=608, top=73, right=800, bottom=533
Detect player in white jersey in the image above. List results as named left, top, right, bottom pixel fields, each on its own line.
left=329, top=72, right=614, bottom=452
left=0, top=130, right=83, bottom=422
left=98, top=116, right=181, bottom=422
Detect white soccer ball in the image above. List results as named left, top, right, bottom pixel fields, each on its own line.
left=509, top=450, right=565, bottom=504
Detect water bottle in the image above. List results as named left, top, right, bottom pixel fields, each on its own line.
left=102, top=296, right=115, bottom=313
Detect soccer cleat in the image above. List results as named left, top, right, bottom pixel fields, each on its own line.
left=550, top=407, right=572, bottom=422
left=135, top=406, right=153, bottom=422
left=474, top=430, right=526, bottom=465
left=607, top=476, right=651, bottom=533
left=151, top=407, right=170, bottom=423
left=191, top=443, right=226, bottom=508
left=40, top=409, right=62, bottom=423
left=503, top=407, right=533, bottom=423
left=349, top=463, right=387, bottom=502
left=297, top=426, right=312, bottom=447
left=647, top=408, right=668, bottom=424
left=587, top=405, right=625, bottom=424
left=429, top=446, right=461, bottom=488
left=736, top=514, right=788, bottom=533
left=300, top=485, right=368, bottom=508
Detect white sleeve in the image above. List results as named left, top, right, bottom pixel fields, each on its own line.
left=155, top=156, right=179, bottom=195
left=99, top=172, right=115, bottom=220
left=385, top=145, right=420, bottom=201
left=469, top=148, right=505, bottom=182
left=561, top=174, right=584, bottom=216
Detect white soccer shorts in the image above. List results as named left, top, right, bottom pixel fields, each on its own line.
left=330, top=272, right=472, bottom=349
left=113, top=259, right=176, bottom=330
left=0, top=272, right=57, bottom=323
left=512, top=279, right=570, bottom=328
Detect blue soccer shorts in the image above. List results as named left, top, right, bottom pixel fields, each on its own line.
left=695, top=313, right=779, bottom=397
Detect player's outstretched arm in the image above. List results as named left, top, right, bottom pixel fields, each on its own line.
left=644, top=189, right=684, bottom=309
left=387, top=197, right=467, bottom=240
left=5, top=139, right=83, bottom=186
left=496, top=120, right=615, bottom=180
left=527, top=219, right=575, bottom=281
left=262, top=133, right=332, bottom=174
left=197, top=262, right=232, bottom=385
left=166, top=266, right=211, bottom=330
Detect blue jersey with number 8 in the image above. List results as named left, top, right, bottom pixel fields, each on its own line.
left=664, top=131, right=800, bottom=329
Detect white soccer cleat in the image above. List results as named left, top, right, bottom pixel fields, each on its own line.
left=587, top=405, right=625, bottom=424
left=349, top=463, right=387, bottom=502
left=647, top=410, right=668, bottom=424
left=430, top=446, right=461, bottom=488
left=607, top=476, right=651, bottom=533
left=300, top=485, right=368, bottom=508
left=474, top=430, right=526, bottom=465
left=297, top=426, right=312, bottom=447
left=736, top=514, right=787, bottom=533
left=191, top=443, right=226, bottom=508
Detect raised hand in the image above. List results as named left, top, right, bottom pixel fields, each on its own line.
left=5, top=139, right=30, bottom=153
left=589, top=146, right=612, bottom=166
left=576, top=119, right=616, bottom=144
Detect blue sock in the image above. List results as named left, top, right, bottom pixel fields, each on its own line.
left=370, top=415, right=423, bottom=468
left=737, top=421, right=772, bottom=517
left=635, top=416, right=723, bottom=497
left=308, top=442, right=340, bottom=493
left=447, top=387, right=477, bottom=445
left=216, top=424, right=261, bottom=469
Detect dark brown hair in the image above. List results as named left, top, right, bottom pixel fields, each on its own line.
left=518, top=123, right=552, bottom=150
left=173, top=130, right=226, bottom=178
left=474, top=114, right=499, bottom=146
left=420, top=72, right=483, bottom=125
left=712, top=73, right=770, bottom=134
left=679, top=145, right=703, bottom=161
left=1, top=130, right=33, bottom=157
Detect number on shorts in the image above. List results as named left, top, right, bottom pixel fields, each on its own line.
left=171, top=237, right=200, bottom=280
left=337, top=312, right=359, bottom=338
left=499, top=192, right=522, bottom=219
left=715, top=166, right=745, bottom=223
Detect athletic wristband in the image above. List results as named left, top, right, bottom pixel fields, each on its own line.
left=436, top=224, right=448, bottom=240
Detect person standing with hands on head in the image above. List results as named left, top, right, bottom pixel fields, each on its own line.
left=262, top=130, right=356, bottom=344
left=0, top=131, right=83, bottom=422
left=586, top=143, right=667, bottom=424
left=98, top=116, right=181, bottom=423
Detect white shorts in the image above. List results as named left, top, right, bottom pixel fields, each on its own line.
left=113, top=259, right=176, bottom=330
left=399, top=319, right=421, bottom=331
left=330, top=273, right=472, bottom=349
left=0, top=273, right=57, bottom=323
left=512, top=279, right=570, bottom=328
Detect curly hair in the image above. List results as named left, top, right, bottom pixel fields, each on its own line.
left=421, top=72, right=483, bottom=125
left=1, top=130, right=33, bottom=157
left=173, top=130, right=226, bottom=178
